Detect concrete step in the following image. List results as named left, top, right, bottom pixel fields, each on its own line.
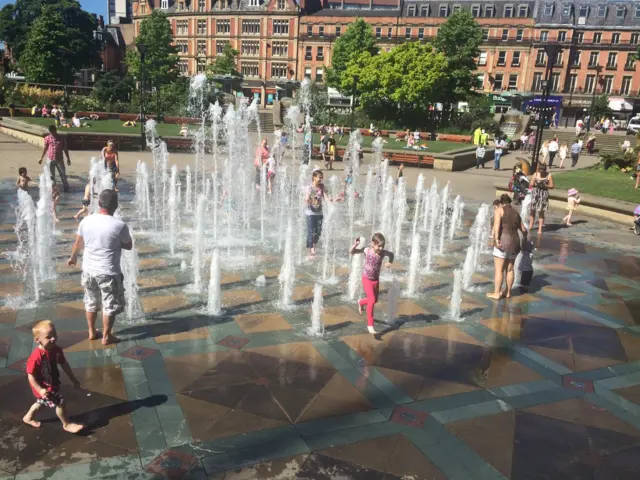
left=536, top=130, right=627, bottom=155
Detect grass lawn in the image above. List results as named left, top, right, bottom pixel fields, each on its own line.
left=17, top=117, right=181, bottom=136
left=311, top=133, right=466, bottom=153
left=553, top=168, right=639, bottom=204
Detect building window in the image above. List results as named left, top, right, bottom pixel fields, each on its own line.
left=543, top=4, right=553, bottom=16
left=568, top=73, right=577, bottom=91
left=197, top=58, right=207, bottom=74
left=504, top=5, right=513, bottom=17
left=611, top=33, right=620, bottom=44
left=584, top=74, right=595, bottom=93
left=273, top=20, right=289, bottom=35
left=578, top=5, right=589, bottom=18
left=471, top=4, right=481, bottom=17
left=216, top=41, right=229, bottom=55
left=536, top=49, right=546, bottom=65
left=305, top=46, right=312, bottom=60
left=635, top=4, right=640, bottom=18
left=387, top=27, right=392, bottom=39
left=249, top=0, right=259, bottom=6
left=242, top=41, right=259, bottom=56
left=607, top=52, right=617, bottom=68
left=482, top=29, right=489, bottom=41
left=317, top=46, right=324, bottom=60
left=508, top=74, right=518, bottom=90
left=478, top=51, right=487, bottom=65
left=176, top=40, right=188, bottom=54
left=307, top=25, right=312, bottom=36
left=271, top=63, right=288, bottom=78
left=141, top=5, right=146, bottom=14
left=626, top=53, right=636, bottom=68
left=597, top=4, right=607, bottom=17
left=161, top=0, right=168, bottom=8
left=621, top=76, right=632, bottom=95
left=532, top=72, right=543, bottom=91
left=405, top=27, right=411, bottom=39
left=616, top=6, right=626, bottom=19
left=176, top=20, right=188, bottom=35
left=242, top=20, right=260, bottom=35
left=178, top=60, right=188, bottom=74
left=512, top=51, right=521, bottom=66
left=336, top=26, right=341, bottom=36
left=197, top=39, right=207, bottom=55
left=217, top=20, right=230, bottom=34
left=316, top=67, right=323, bottom=82
left=241, top=62, right=259, bottom=77
left=272, top=42, right=288, bottom=56
left=575, top=32, right=584, bottom=43
left=602, top=75, right=613, bottom=94
left=631, top=33, right=639, bottom=45
left=197, top=0, right=206, bottom=11
left=518, top=5, right=528, bottom=17
left=540, top=31, right=548, bottom=42
left=558, top=31, right=566, bottom=42
left=304, top=67, right=311, bottom=78
left=376, top=27, right=381, bottom=39
left=452, top=5, right=461, bottom=13
left=497, top=51, right=506, bottom=66
left=408, top=5, right=416, bottom=16
left=516, top=29, right=523, bottom=41
left=501, top=29, right=509, bottom=41
left=572, top=51, right=581, bottom=66
left=418, top=27, right=424, bottom=39
left=476, top=74, right=484, bottom=89
left=593, top=32, right=601, bottom=44
left=277, top=0, right=286, bottom=9
left=420, top=5, right=429, bottom=16
left=439, top=5, right=449, bottom=17
left=319, top=26, right=324, bottom=37
left=561, top=4, right=572, bottom=17
left=197, top=20, right=207, bottom=35
left=493, top=73, right=503, bottom=91
left=484, top=5, right=494, bottom=17
left=550, top=72, right=560, bottom=92
left=589, top=52, right=599, bottom=66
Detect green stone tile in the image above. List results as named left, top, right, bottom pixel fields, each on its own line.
left=295, top=409, right=388, bottom=438
left=64, top=350, right=119, bottom=367
left=431, top=399, right=512, bottom=424
left=435, top=429, right=506, bottom=479
left=505, top=386, right=585, bottom=410
left=489, top=379, right=559, bottom=398
left=411, top=390, right=496, bottom=413
left=356, top=366, right=413, bottom=405
left=117, top=340, right=138, bottom=355
left=0, top=368, right=22, bottom=377
left=609, top=361, right=640, bottom=377
left=14, top=308, right=36, bottom=327
left=131, top=407, right=167, bottom=459
left=121, top=358, right=152, bottom=400
left=155, top=394, right=193, bottom=447
left=158, top=342, right=228, bottom=358
left=595, top=371, right=640, bottom=392
left=141, top=353, right=175, bottom=396
left=326, top=340, right=364, bottom=367
left=338, top=367, right=395, bottom=410
left=0, top=358, right=5, bottom=368
left=311, top=341, right=353, bottom=370
left=155, top=337, right=216, bottom=355
left=585, top=393, right=640, bottom=431
left=135, top=337, right=160, bottom=348
left=6, top=331, right=34, bottom=364
left=304, top=421, right=404, bottom=451
left=510, top=350, right=564, bottom=384
left=512, top=345, right=572, bottom=376
left=14, top=454, right=142, bottom=480
left=206, top=322, right=245, bottom=343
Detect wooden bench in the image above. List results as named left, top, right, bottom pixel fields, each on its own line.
left=386, top=151, right=434, bottom=167
left=164, top=116, right=201, bottom=125
left=166, top=137, right=193, bottom=152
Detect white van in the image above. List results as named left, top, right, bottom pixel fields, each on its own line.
left=627, top=117, right=640, bottom=135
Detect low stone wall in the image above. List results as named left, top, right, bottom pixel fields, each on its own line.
left=494, top=183, right=635, bottom=225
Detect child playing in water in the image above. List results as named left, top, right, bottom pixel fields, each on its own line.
left=266, top=156, right=276, bottom=194
left=563, top=188, right=581, bottom=226
left=23, top=320, right=84, bottom=433
left=73, top=178, right=96, bottom=222
left=349, top=233, right=395, bottom=334
left=518, top=240, right=534, bottom=293
left=396, top=164, right=404, bottom=185
left=16, top=167, right=37, bottom=191
left=52, top=182, right=60, bottom=223
left=558, top=143, right=568, bottom=169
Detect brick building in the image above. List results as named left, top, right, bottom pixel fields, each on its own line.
left=132, top=0, right=301, bottom=105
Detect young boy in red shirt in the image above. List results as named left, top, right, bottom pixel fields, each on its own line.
left=23, top=320, right=84, bottom=433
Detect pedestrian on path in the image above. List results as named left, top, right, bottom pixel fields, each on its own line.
left=38, top=125, right=70, bottom=192
left=570, top=139, right=581, bottom=168
left=494, top=137, right=506, bottom=170
left=548, top=137, right=559, bottom=168
left=476, top=145, right=486, bottom=168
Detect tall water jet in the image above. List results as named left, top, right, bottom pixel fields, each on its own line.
left=448, top=195, right=462, bottom=241
left=321, top=203, right=336, bottom=282
left=279, top=218, right=296, bottom=308
left=362, top=166, right=374, bottom=223
left=207, top=249, right=222, bottom=315
left=188, top=73, right=208, bottom=200
left=309, top=283, right=324, bottom=336
left=135, top=161, right=151, bottom=221
left=191, top=195, right=207, bottom=291
left=462, top=244, right=476, bottom=290
left=185, top=166, right=192, bottom=213
left=36, top=165, right=56, bottom=281
left=470, top=204, right=491, bottom=272
left=393, top=178, right=407, bottom=255
left=144, top=119, right=161, bottom=229
left=121, top=228, right=144, bottom=322
left=347, top=237, right=363, bottom=300
left=260, top=163, right=267, bottom=241
left=449, top=269, right=464, bottom=321
left=386, top=279, right=401, bottom=325
left=168, top=165, right=179, bottom=256
left=412, top=174, right=424, bottom=235
left=424, top=192, right=440, bottom=273
left=438, top=182, right=450, bottom=255
left=379, top=176, right=394, bottom=239
left=406, top=233, right=421, bottom=297
left=11, top=190, right=39, bottom=302
left=422, top=178, right=437, bottom=231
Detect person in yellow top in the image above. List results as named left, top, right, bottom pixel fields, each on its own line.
left=480, top=130, right=489, bottom=146
left=473, top=127, right=482, bottom=145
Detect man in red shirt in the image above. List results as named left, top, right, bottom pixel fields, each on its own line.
left=23, top=320, right=84, bottom=433
left=39, top=125, right=71, bottom=192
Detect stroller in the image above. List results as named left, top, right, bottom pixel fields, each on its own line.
left=509, top=165, right=530, bottom=205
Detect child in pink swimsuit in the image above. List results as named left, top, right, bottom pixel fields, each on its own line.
left=349, top=233, right=395, bottom=334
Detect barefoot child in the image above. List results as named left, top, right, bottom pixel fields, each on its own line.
left=17, top=167, right=37, bottom=191
left=518, top=240, right=534, bottom=293
left=23, top=320, right=84, bottom=433
left=266, top=156, right=276, bottom=194
left=558, top=143, right=568, bottom=168
left=563, top=188, right=581, bottom=226
left=52, top=182, right=60, bottom=223
left=73, top=178, right=96, bottom=221
left=349, top=233, right=395, bottom=334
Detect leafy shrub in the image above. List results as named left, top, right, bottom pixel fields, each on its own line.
left=600, top=149, right=638, bottom=170
left=11, top=84, right=64, bottom=106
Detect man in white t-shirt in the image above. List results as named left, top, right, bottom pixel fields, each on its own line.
left=67, top=190, right=132, bottom=345
left=548, top=137, right=559, bottom=168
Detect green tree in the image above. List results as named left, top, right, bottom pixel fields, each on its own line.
left=433, top=9, right=483, bottom=104
left=343, top=42, right=448, bottom=124
left=125, top=10, right=179, bottom=89
left=91, top=71, right=134, bottom=105
left=591, top=94, right=611, bottom=120
left=19, top=3, right=99, bottom=84
left=325, top=18, right=378, bottom=92
left=206, top=43, right=240, bottom=77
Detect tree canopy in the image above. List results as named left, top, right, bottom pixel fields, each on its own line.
left=91, top=71, right=134, bottom=105
left=325, top=18, right=378, bottom=93
left=591, top=94, right=611, bottom=120
left=125, top=10, right=179, bottom=88
left=206, top=43, right=240, bottom=78
left=433, top=9, right=483, bottom=104
left=19, top=3, right=99, bottom=84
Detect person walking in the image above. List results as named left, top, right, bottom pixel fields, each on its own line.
left=570, top=139, right=582, bottom=168
left=529, top=164, right=554, bottom=234
left=39, top=125, right=71, bottom=192
left=548, top=137, right=559, bottom=168
left=67, top=190, right=132, bottom=345
left=494, top=136, right=506, bottom=170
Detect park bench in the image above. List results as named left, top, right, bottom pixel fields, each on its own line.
left=166, top=137, right=193, bottom=152
left=164, top=116, right=201, bottom=125
left=386, top=151, right=434, bottom=167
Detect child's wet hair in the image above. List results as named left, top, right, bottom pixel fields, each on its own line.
left=372, top=232, right=386, bottom=246
left=32, top=320, right=54, bottom=338
left=19, top=167, right=27, bottom=175
left=312, top=170, right=323, bottom=180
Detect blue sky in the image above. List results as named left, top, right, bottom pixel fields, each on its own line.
left=0, top=0, right=107, bottom=20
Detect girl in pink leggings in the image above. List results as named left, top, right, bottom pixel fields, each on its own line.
left=349, top=233, right=395, bottom=334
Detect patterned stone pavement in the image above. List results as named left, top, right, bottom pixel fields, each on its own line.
left=1, top=180, right=640, bottom=480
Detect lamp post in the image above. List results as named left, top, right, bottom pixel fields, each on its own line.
left=152, top=60, right=163, bottom=121
left=350, top=75, right=359, bottom=132
left=531, top=44, right=562, bottom=172
left=586, top=65, right=603, bottom=132
left=137, top=43, right=148, bottom=151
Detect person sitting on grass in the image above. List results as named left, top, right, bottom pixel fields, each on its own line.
left=123, top=120, right=136, bottom=127
left=179, top=124, right=189, bottom=137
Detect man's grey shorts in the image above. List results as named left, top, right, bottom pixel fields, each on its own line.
left=81, top=272, right=125, bottom=316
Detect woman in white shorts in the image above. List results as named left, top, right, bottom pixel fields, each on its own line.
left=488, top=194, right=527, bottom=300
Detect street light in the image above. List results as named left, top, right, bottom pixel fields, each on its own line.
left=531, top=44, right=562, bottom=172
left=586, top=65, right=603, bottom=132
left=137, top=43, right=148, bottom=151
